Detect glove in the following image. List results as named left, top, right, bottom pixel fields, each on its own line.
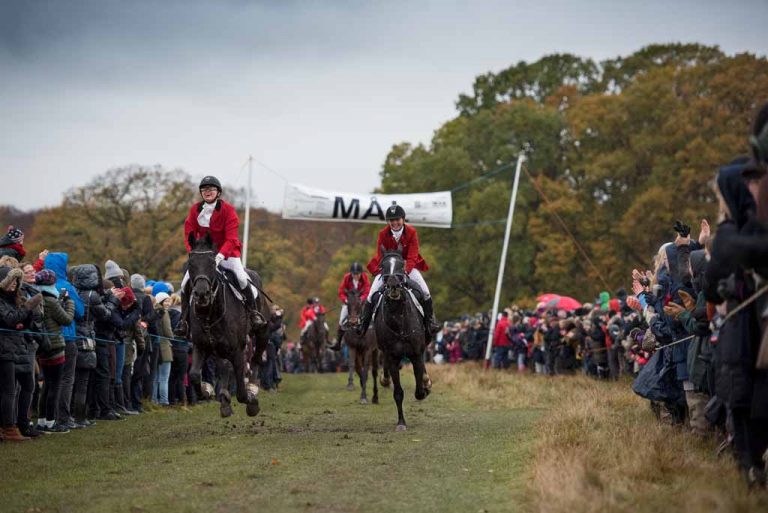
left=215, top=253, right=225, bottom=266
left=663, top=302, right=685, bottom=320
left=24, top=293, right=43, bottom=311
left=678, top=290, right=696, bottom=312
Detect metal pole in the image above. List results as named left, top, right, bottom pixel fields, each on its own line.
left=242, top=155, right=252, bottom=267
left=484, top=152, right=526, bottom=367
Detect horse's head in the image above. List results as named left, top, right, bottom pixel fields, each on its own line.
left=345, top=288, right=363, bottom=323
left=380, top=250, right=406, bottom=301
left=188, top=232, right=217, bottom=307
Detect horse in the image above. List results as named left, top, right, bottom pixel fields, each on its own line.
left=301, top=310, right=328, bottom=372
left=342, top=288, right=379, bottom=405
left=185, top=233, right=271, bottom=418
left=373, top=250, right=432, bottom=431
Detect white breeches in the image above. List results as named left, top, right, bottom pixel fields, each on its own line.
left=367, top=268, right=430, bottom=302
left=339, top=304, right=349, bottom=326
left=301, top=319, right=329, bottom=336
left=181, top=257, right=257, bottom=297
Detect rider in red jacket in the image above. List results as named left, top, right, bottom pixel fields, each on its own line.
left=357, top=204, right=440, bottom=337
left=328, top=262, right=370, bottom=350
left=176, top=176, right=265, bottom=336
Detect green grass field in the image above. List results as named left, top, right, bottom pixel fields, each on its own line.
left=2, top=365, right=767, bottom=513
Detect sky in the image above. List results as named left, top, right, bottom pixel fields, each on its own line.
left=1, top=0, right=767, bottom=212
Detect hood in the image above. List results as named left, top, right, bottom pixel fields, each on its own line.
left=44, top=252, right=69, bottom=280
left=71, top=264, right=103, bottom=292
left=717, top=161, right=756, bottom=230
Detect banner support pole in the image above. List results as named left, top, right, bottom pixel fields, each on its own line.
left=484, top=152, right=526, bottom=368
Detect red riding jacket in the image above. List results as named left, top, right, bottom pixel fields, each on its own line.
left=338, top=272, right=371, bottom=303
left=366, top=224, right=429, bottom=276
left=184, top=200, right=242, bottom=258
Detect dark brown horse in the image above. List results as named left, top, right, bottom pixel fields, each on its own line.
left=373, top=251, right=432, bottom=431
left=301, top=310, right=328, bottom=372
left=186, top=233, right=271, bottom=417
left=342, top=288, right=379, bottom=404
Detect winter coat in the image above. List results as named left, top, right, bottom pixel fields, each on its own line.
left=0, top=269, right=33, bottom=363
left=184, top=199, right=242, bottom=258
left=39, top=291, right=75, bottom=363
left=16, top=283, right=42, bottom=373
left=587, top=325, right=608, bottom=366
left=0, top=232, right=26, bottom=260
left=367, top=224, right=428, bottom=275
left=70, top=264, right=112, bottom=342
left=155, top=305, right=173, bottom=362
left=492, top=316, right=511, bottom=348
left=44, top=252, right=84, bottom=342
left=703, top=161, right=768, bottom=417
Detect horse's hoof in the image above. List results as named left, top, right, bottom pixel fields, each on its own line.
left=372, top=397, right=379, bottom=405
left=423, top=374, right=432, bottom=391
left=246, top=383, right=259, bottom=402
left=380, top=378, right=391, bottom=388
left=415, top=389, right=427, bottom=401
left=220, top=405, right=233, bottom=418
left=395, top=424, right=407, bottom=432
left=346, top=383, right=355, bottom=391
left=246, top=401, right=260, bottom=417
left=201, top=382, right=214, bottom=400
left=360, top=398, right=368, bottom=405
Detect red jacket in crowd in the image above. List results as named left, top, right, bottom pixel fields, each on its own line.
left=493, top=316, right=512, bottom=347
left=183, top=200, right=242, bottom=259
left=338, top=272, right=371, bottom=303
left=366, top=224, right=429, bottom=276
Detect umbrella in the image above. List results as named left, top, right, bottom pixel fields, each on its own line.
left=545, top=296, right=582, bottom=311
left=536, top=293, right=561, bottom=304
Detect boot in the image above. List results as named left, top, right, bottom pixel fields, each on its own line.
left=422, top=297, right=441, bottom=338
left=328, top=327, right=344, bottom=351
left=18, top=421, right=43, bottom=438
left=115, top=386, right=138, bottom=416
left=356, top=301, right=374, bottom=336
left=243, top=285, right=267, bottom=331
left=2, top=426, right=31, bottom=442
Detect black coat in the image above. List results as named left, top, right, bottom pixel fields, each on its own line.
left=0, top=290, right=32, bottom=363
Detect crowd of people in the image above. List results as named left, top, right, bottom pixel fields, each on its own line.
left=431, top=102, right=768, bottom=488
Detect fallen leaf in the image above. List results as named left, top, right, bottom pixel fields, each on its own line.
left=271, top=458, right=280, bottom=465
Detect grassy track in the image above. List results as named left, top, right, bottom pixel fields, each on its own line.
left=0, top=368, right=540, bottom=513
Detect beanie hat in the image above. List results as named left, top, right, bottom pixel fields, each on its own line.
left=6, top=226, right=23, bottom=243
left=152, top=281, right=171, bottom=297
left=130, top=274, right=146, bottom=290
left=119, top=287, right=136, bottom=308
left=155, top=292, right=170, bottom=306
left=104, top=259, right=123, bottom=280
left=34, top=269, right=57, bottom=286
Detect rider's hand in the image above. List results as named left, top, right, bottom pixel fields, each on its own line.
left=215, top=253, right=225, bottom=266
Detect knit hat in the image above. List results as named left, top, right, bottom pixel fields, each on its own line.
left=6, top=226, right=23, bottom=243
left=104, top=259, right=123, bottom=280
left=155, top=292, right=171, bottom=306
left=119, top=287, right=136, bottom=308
left=130, top=273, right=146, bottom=290
left=152, top=281, right=171, bottom=297
left=34, top=269, right=57, bottom=286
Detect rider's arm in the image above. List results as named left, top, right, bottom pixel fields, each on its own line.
left=338, top=276, right=348, bottom=303
left=403, top=227, right=420, bottom=274
left=217, top=203, right=241, bottom=258
left=361, top=273, right=371, bottom=301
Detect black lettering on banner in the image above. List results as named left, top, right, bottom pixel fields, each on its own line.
left=362, top=198, right=384, bottom=220
left=333, top=196, right=360, bottom=219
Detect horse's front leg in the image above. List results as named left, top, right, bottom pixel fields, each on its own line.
left=385, top=353, right=406, bottom=431
left=233, top=349, right=248, bottom=404
left=411, top=350, right=429, bottom=401
left=245, top=338, right=262, bottom=417
left=356, top=348, right=367, bottom=404
left=216, top=357, right=233, bottom=418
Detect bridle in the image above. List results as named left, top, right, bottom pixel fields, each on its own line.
left=189, top=249, right=226, bottom=328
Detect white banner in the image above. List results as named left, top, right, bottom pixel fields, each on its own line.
left=281, top=183, right=452, bottom=228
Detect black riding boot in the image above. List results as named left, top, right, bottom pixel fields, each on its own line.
left=243, top=285, right=267, bottom=332
left=422, top=297, right=441, bottom=338
left=328, top=327, right=344, bottom=351
left=356, top=301, right=374, bottom=336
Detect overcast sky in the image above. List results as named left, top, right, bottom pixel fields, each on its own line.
left=1, top=0, right=766, bottom=212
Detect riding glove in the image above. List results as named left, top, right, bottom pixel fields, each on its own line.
left=215, top=253, right=225, bottom=266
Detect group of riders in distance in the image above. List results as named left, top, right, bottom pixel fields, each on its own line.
left=177, top=176, right=440, bottom=430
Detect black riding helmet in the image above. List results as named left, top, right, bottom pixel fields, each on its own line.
left=199, top=176, right=222, bottom=193
left=350, top=262, right=363, bottom=274
left=385, top=204, right=405, bottom=220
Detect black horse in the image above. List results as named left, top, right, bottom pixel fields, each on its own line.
left=186, top=233, right=271, bottom=417
left=342, top=288, right=379, bottom=405
left=373, top=251, right=432, bottom=431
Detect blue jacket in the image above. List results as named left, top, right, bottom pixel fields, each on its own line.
left=44, top=252, right=84, bottom=341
